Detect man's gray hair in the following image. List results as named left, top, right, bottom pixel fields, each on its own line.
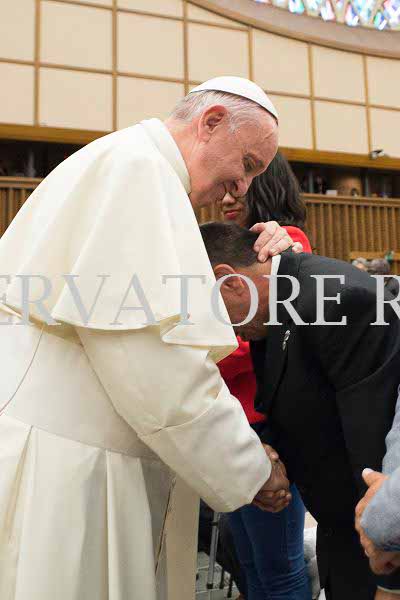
left=170, top=90, right=268, bottom=132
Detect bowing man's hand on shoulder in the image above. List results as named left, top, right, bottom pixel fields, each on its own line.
left=250, top=221, right=303, bottom=263
left=252, top=445, right=292, bottom=513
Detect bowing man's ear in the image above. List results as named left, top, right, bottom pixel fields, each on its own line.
left=214, top=264, right=247, bottom=296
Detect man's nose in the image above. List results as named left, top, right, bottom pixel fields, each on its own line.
left=221, top=192, right=236, bottom=206
left=231, top=176, right=252, bottom=198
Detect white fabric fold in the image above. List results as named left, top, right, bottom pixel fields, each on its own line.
left=0, top=119, right=236, bottom=361
left=77, top=324, right=271, bottom=512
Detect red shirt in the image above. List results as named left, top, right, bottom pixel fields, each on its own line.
left=218, top=226, right=312, bottom=424
left=218, top=336, right=264, bottom=424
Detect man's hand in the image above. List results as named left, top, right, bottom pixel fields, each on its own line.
left=250, top=221, right=303, bottom=263
left=355, top=469, right=400, bottom=578
left=253, top=445, right=292, bottom=513
left=357, top=513, right=400, bottom=578
left=376, top=589, right=400, bottom=599
left=369, top=549, right=400, bottom=575
left=355, top=469, right=388, bottom=541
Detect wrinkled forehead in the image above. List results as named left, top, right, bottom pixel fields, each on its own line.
left=239, top=118, right=278, bottom=168
left=239, top=111, right=278, bottom=145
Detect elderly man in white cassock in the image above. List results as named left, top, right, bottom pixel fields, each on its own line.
left=0, top=77, right=298, bottom=600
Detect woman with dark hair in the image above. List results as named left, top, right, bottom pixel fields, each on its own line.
left=245, top=152, right=307, bottom=231
left=222, top=151, right=310, bottom=251
left=218, top=152, right=312, bottom=600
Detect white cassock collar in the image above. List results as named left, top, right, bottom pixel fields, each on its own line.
left=140, top=118, right=191, bottom=195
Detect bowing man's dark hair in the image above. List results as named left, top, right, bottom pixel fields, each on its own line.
left=200, top=222, right=258, bottom=267
left=245, top=151, right=306, bottom=230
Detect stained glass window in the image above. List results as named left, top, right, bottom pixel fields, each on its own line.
left=289, top=0, right=306, bottom=13
left=252, top=0, right=400, bottom=28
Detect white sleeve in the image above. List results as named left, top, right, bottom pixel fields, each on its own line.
left=76, top=325, right=271, bottom=512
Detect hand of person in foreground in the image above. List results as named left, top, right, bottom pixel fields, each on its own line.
left=355, top=469, right=389, bottom=548
left=356, top=469, right=400, bottom=577
left=251, top=221, right=303, bottom=263
left=369, top=548, right=400, bottom=576
left=356, top=524, right=400, bottom=577
left=357, top=515, right=400, bottom=577
left=252, top=444, right=291, bottom=513
left=375, top=589, right=400, bottom=599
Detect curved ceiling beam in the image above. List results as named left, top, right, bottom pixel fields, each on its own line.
left=189, top=0, right=400, bottom=58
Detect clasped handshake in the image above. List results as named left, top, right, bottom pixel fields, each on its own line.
left=252, top=445, right=292, bottom=513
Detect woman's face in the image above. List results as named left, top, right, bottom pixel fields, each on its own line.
left=220, top=192, right=249, bottom=227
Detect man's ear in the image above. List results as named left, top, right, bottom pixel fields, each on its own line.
left=214, top=264, right=247, bottom=295
left=198, top=105, right=228, bottom=141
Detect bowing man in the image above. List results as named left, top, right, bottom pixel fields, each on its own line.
left=200, top=221, right=400, bottom=600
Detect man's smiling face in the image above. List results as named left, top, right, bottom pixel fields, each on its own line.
left=187, top=106, right=278, bottom=208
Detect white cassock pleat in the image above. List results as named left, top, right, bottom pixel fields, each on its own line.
left=0, top=417, right=164, bottom=600
left=106, top=451, right=157, bottom=600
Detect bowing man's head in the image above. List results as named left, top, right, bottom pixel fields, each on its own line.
left=200, top=221, right=272, bottom=341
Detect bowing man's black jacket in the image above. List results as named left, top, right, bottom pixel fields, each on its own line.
left=252, top=250, right=400, bottom=599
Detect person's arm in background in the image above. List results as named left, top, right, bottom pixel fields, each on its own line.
left=76, top=325, right=291, bottom=513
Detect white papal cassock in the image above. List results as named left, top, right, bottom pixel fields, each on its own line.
left=0, top=119, right=270, bottom=600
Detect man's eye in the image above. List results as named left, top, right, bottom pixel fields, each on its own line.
left=244, top=159, right=252, bottom=173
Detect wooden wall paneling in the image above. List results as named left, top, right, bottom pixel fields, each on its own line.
left=343, top=202, right=351, bottom=262
left=1, top=178, right=399, bottom=273
left=391, top=207, right=399, bottom=251
left=0, top=189, right=7, bottom=236
left=351, top=204, right=359, bottom=250
left=306, top=202, right=317, bottom=252
left=360, top=207, right=367, bottom=249
left=367, top=205, right=374, bottom=250
left=0, top=178, right=40, bottom=235
left=326, top=202, right=334, bottom=256
left=376, top=206, right=383, bottom=251
left=316, top=202, right=325, bottom=255
left=383, top=206, right=390, bottom=249
left=334, top=203, right=344, bottom=260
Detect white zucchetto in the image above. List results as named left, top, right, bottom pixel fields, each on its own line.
left=189, top=76, right=278, bottom=120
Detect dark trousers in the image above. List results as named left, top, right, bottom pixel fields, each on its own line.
left=317, top=525, right=376, bottom=600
